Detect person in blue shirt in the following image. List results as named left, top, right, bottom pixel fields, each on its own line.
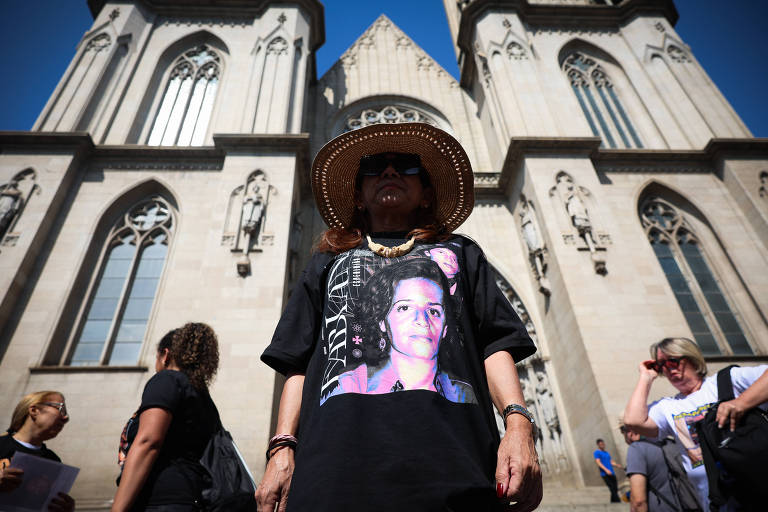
left=594, top=438, right=622, bottom=503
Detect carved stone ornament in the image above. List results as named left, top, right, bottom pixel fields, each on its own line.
left=86, top=33, right=112, bottom=53
left=109, top=8, right=120, bottom=21
left=0, top=169, right=39, bottom=247
left=550, top=172, right=607, bottom=275
left=654, top=21, right=665, bottom=32
left=344, top=105, right=438, bottom=132
left=267, top=37, right=289, bottom=55
left=519, top=195, right=551, bottom=295
left=759, top=171, right=768, bottom=198
left=667, top=45, right=690, bottom=63
left=223, top=170, right=276, bottom=276
left=507, top=41, right=528, bottom=60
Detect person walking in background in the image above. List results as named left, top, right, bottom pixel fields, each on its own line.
left=622, top=423, right=680, bottom=512
left=594, top=438, right=622, bottom=503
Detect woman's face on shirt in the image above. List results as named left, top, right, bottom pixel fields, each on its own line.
left=427, top=248, right=458, bottom=278
left=380, top=277, right=446, bottom=361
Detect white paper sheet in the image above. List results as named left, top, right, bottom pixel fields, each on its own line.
left=0, top=452, right=79, bottom=512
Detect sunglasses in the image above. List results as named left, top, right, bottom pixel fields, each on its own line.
left=648, top=357, right=682, bottom=373
left=40, top=401, right=69, bottom=417
left=358, top=153, right=424, bottom=177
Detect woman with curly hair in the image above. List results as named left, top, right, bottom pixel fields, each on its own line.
left=112, top=322, right=220, bottom=512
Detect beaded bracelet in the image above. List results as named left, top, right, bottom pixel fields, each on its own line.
left=266, top=434, right=298, bottom=461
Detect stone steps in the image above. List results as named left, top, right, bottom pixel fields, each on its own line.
left=538, top=485, right=628, bottom=511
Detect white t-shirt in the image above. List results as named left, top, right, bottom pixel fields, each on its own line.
left=647, top=365, right=768, bottom=510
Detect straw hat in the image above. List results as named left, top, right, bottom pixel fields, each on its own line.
left=311, top=123, right=475, bottom=232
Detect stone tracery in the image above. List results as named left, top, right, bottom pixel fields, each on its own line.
left=344, top=105, right=438, bottom=132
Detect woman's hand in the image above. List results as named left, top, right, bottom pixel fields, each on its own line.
left=496, top=415, right=542, bottom=511
left=0, top=465, right=23, bottom=492
left=716, top=397, right=747, bottom=432
left=255, top=448, right=295, bottom=512
left=640, top=360, right=659, bottom=380
left=48, top=492, right=75, bottom=512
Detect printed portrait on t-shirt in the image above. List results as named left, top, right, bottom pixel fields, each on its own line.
left=672, top=403, right=711, bottom=468
left=320, top=242, right=476, bottom=406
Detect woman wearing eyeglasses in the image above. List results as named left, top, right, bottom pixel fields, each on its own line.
left=256, top=124, right=541, bottom=512
left=624, top=337, right=768, bottom=510
left=0, top=390, right=75, bottom=511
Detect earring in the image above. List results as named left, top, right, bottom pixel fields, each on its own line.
left=357, top=204, right=364, bottom=211
left=421, top=202, right=429, bottom=209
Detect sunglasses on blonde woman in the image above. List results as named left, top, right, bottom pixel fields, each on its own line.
left=646, top=357, right=682, bottom=373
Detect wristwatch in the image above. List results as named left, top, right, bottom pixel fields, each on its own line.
left=503, top=403, right=537, bottom=436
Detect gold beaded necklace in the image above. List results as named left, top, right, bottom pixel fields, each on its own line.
left=366, top=235, right=416, bottom=258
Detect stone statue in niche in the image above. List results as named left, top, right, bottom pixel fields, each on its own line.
left=241, top=175, right=266, bottom=251
left=520, top=375, right=545, bottom=469
left=535, top=368, right=569, bottom=471
left=0, top=169, right=38, bottom=247
left=519, top=196, right=551, bottom=296
left=554, top=172, right=606, bottom=275
left=221, top=170, right=274, bottom=276
left=0, top=180, right=22, bottom=241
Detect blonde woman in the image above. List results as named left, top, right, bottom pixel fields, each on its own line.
left=624, top=337, right=768, bottom=510
left=0, top=390, right=75, bottom=511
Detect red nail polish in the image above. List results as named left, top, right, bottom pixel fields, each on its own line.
left=497, top=482, right=504, bottom=498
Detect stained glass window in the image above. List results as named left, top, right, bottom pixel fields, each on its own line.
left=641, top=197, right=752, bottom=355
left=147, top=45, right=221, bottom=146
left=68, top=197, right=173, bottom=366
left=563, top=52, right=642, bottom=149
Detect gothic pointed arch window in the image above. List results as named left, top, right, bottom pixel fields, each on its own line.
left=640, top=196, right=752, bottom=355
left=563, top=52, right=642, bottom=149
left=147, top=45, right=221, bottom=146
left=67, top=196, right=174, bottom=366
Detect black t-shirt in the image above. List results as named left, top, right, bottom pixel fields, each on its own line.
left=118, top=370, right=219, bottom=509
left=262, top=235, right=536, bottom=511
left=0, top=434, right=61, bottom=468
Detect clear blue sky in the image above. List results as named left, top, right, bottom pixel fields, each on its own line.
left=1, top=1, right=765, bottom=136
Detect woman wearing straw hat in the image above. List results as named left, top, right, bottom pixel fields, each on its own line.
left=257, top=123, right=542, bottom=511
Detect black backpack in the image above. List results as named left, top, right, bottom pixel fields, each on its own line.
left=199, top=413, right=258, bottom=512
left=695, top=365, right=768, bottom=512
left=639, top=438, right=703, bottom=512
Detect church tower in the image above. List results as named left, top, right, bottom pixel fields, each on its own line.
left=1, top=0, right=766, bottom=507
left=0, top=1, right=323, bottom=507
left=440, top=0, right=768, bottom=492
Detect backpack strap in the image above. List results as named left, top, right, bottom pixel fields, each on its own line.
left=633, top=440, right=684, bottom=510
left=716, top=365, right=738, bottom=402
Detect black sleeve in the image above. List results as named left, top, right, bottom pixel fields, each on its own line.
left=137, top=370, right=185, bottom=415
left=462, top=238, right=536, bottom=363
left=261, top=252, right=332, bottom=375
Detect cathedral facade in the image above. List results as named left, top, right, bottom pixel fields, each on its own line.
left=1, top=0, right=766, bottom=507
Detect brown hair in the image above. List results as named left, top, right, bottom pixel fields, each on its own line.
left=314, top=167, right=452, bottom=254
left=158, top=323, right=219, bottom=390
left=8, top=391, right=63, bottom=434
left=650, top=337, right=708, bottom=378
